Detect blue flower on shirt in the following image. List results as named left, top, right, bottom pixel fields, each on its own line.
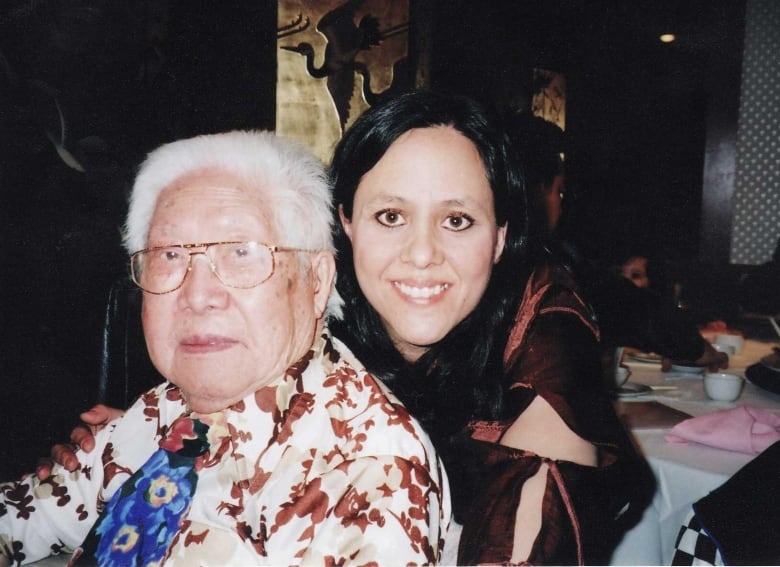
left=89, top=423, right=205, bottom=565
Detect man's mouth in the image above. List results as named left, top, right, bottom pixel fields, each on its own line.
left=180, top=335, right=238, bottom=353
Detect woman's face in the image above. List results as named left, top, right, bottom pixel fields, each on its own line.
left=622, top=256, right=650, bottom=289
left=141, top=170, right=333, bottom=413
left=341, top=126, right=506, bottom=362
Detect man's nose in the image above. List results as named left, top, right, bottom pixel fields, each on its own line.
left=177, top=253, right=229, bottom=311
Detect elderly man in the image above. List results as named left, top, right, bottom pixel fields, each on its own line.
left=0, top=131, right=450, bottom=565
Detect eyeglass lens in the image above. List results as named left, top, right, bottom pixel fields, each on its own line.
left=132, top=242, right=274, bottom=293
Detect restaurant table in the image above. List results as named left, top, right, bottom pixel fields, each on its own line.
left=610, top=338, right=780, bottom=565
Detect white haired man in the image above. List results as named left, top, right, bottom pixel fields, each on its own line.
left=0, top=131, right=450, bottom=565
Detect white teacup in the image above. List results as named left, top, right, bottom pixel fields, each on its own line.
left=614, top=365, right=631, bottom=388
left=715, top=333, right=744, bottom=355
left=703, top=372, right=744, bottom=401
left=712, top=343, right=735, bottom=356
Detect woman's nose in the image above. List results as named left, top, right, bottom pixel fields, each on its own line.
left=401, top=225, right=443, bottom=268
left=177, top=253, right=229, bottom=311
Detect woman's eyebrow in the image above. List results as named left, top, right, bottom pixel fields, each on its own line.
left=440, top=197, right=494, bottom=213
left=362, top=193, right=406, bottom=206
left=361, top=194, right=489, bottom=212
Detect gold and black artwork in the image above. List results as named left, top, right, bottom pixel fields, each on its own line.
left=531, top=68, right=566, bottom=131
left=277, top=0, right=409, bottom=162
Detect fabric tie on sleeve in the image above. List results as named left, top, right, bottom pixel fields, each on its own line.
left=70, top=414, right=211, bottom=566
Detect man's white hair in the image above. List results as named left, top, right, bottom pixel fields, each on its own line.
left=124, top=130, right=343, bottom=317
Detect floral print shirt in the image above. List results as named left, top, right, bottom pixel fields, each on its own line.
left=0, top=329, right=451, bottom=565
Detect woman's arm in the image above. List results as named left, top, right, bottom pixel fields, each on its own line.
left=1, top=423, right=116, bottom=564
left=500, top=306, right=601, bottom=564
left=460, top=290, right=647, bottom=565
left=501, top=396, right=597, bottom=465
left=500, top=396, right=597, bottom=563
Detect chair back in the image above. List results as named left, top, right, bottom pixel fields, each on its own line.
left=98, top=276, right=164, bottom=408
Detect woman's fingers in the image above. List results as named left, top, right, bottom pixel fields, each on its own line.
left=35, top=457, right=55, bottom=481
left=49, top=443, right=80, bottom=472
left=69, top=424, right=97, bottom=453
left=35, top=404, right=127, bottom=480
left=72, top=404, right=126, bottom=452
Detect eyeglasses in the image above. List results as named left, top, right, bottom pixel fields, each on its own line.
left=130, top=241, right=312, bottom=294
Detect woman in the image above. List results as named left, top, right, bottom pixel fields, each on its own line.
left=329, top=91, right=648, bottom=564
left=620, top=255, right=651, bottom=289
left=42, top=91, right=647, bottom=564
left=506, top=112, right=728, bottom=371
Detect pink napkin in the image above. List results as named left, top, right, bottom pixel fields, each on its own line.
left=665, top=406, right=780, bottom=454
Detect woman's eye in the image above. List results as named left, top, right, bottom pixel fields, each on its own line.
left=375, top=209, right=405, bottom=227
left=443, top=213, right=475, bottom=231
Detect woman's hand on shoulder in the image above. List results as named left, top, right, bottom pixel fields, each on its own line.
left=35, top=404, right=125, bottom=480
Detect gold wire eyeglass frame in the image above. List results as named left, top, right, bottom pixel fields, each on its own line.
left=130, top=241, right=312, bottom=294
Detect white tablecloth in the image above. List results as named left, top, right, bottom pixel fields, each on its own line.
left=610, top=339, right=780, bottom=565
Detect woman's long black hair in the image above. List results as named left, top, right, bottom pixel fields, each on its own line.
left=328, top=90, right=531, bottom=457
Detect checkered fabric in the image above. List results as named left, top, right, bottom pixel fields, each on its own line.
left=671, top=510, right=724, bottom=566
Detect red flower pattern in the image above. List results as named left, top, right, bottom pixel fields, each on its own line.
left=0, top=330, right=448, bottom=565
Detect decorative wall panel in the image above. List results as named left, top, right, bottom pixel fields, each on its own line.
left=532, top=68, right=566, bottom=131
left=277, top=0, right=409, bottom=163
left=731, top=0, right=780, bottom=264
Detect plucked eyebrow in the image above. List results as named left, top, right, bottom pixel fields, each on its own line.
left=365, top=194, right=485, bottom=210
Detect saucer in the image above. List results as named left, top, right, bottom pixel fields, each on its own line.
left=629, top=352, right=663, bottom=364
left=615, top=383, right=652, bottom=398
left=670, top=363, right=706, bottom=375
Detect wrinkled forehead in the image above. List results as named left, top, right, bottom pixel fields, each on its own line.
left=148, top=168, right=278, bottom=239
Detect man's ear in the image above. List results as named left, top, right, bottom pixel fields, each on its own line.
left=494, top=223, right=507, bottom=263
left=338, top=205, right=353, bottom=240
left=311, top=251, right=336, bottom=319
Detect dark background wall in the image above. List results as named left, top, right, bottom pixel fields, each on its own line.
left=425, top=0, right=745, bottom=267
left=0, top=0, right=748, bottom=478
left=0, top=0, right=277, bottom=478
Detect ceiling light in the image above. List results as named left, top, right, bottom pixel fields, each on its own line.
left=660, top=34, right=676, bottom=43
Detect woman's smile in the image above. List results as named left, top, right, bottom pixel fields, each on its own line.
left=393, top=280, right=451, bottom=302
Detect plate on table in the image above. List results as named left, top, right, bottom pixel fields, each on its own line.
left=670, top=363, right=706, bottom=375
left=628, top=352, right=663, bottom=364
left=614, top=383, right=652, bottom=398
left=760, top=352, right=780, bottom=372
left=747, top=360, right=780, bottom=395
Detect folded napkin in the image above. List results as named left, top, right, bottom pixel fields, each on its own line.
left=665, top=406, right=780, bottom=454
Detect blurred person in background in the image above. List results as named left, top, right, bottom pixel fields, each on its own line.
left=620, top=254, right=650, bottom=289
left=505, top=112, right=727, bottom=373
left=738, top=237, right=780, bottom=316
